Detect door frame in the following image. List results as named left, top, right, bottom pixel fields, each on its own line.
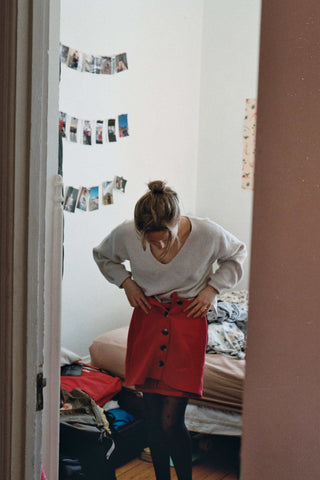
left=0, top=1, right=61, bottom=479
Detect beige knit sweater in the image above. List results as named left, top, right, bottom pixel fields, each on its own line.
left=93, top=216, right=247, bottom=306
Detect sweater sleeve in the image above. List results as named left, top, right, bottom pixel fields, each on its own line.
left=207, top=223, right=247, bottom=294
left=92, top=223, right=132, bottom=288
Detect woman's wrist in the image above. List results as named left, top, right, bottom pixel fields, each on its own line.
left=120, top=277, right=132, bottom=289
left=206, top=285, right=219, bottom=296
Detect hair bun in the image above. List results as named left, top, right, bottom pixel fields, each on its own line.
left=148, top=180, right=166, bottom=194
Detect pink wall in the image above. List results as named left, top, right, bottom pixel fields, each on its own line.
left=241, top=0, right=320, bottom=478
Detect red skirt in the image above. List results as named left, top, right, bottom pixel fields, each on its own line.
left=136, top=378, right=189, bottom=397
left=125, top=293, right=207, bottom=397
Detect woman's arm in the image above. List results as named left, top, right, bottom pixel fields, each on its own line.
left=93, top=222, right=151, bottom=313
left=185, top=220, right=247, bottom=318
left=92, top=223, right=132, bottom=287
left=208, top=236, right=247, bottom=293
left=121, top=277, right=151, bottom=313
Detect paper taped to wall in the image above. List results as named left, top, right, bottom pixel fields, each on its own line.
left=242, top=99, right=257, bottom=190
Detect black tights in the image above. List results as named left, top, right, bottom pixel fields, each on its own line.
left=143, top=393, right=192, bottom=480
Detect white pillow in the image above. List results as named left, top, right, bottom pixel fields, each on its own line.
left=60, top=346, right=82, bottom=366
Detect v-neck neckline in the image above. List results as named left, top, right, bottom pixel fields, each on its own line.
left=147, top=217, right=193, bottom=266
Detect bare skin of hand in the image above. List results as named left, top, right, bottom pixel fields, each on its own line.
left=183, top=285, right=218, bottom=318
left=121, top=277, right=151, bottom=314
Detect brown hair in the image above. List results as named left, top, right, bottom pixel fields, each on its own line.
left=134, top=180, right=180, bottom=252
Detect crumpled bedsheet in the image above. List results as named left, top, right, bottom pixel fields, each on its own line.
left=206, top=290, right=249, bottom=359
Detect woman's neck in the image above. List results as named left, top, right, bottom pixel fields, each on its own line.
left=177, top=216, right=191, bottom=243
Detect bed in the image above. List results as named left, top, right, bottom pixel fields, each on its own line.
left=89, top=291, right=248, bottom=437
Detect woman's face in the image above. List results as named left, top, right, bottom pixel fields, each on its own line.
left=145, top=222, right=179, bottom=250
left=145, top=230, right=170, bottom=250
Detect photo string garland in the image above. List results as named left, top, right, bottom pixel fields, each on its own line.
left=60, top=44, right=128, bottom=75
left=64, top=176, right=127, bottom=214
left=59, top=112, right=129, bottom=145
left=60, top=45, right=130, bottom=211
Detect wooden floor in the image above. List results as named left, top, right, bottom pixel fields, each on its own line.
left=116, top=457, right=238, bottom=480
left=116, top=436, right=240, bottom=480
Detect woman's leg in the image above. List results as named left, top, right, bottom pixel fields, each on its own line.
left=161, top=396, right=192, bottom=480
left=143, top=393, right=171, bottom=480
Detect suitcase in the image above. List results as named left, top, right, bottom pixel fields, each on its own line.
left=116, top=387, right=146, bottom=419
left=109, top=388, right=148, bottom=467
left=59, top=389, right=116, bottom=480
left=110, top=417, right=148, bottom=468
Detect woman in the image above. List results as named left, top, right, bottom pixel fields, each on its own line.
left=93, top=180, right=246, bottom=480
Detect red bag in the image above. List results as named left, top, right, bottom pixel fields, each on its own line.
left=61, top=363, right=122, bottom=406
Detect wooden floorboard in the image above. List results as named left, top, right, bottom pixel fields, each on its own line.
left=116, top=453, right=238, bottom=480
left=115, top=435, right=240, bottom=479
left=116, top=457, right=237, bottom=480
left=116, top=458, right=154, bottom=479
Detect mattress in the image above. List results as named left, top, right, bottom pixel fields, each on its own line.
left=89, top=325, right=245, bottom=413
left=185, top=404, right=242, bottom=436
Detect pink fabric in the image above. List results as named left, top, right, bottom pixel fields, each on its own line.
left=41, top=464, right=48, bottom=480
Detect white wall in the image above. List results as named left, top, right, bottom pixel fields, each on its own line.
left=196, top=0, right=261, bottom=289
left=60, top=0, right=204, bottom=356
left=60, top=0, right=260, bottom=357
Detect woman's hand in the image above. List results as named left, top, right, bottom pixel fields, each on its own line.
left=121, top=277, right=151, bottom=314
left=183, top=285, right=218, bottom=318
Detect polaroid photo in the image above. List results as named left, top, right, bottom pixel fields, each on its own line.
left=82, top=120, right=93, bottom=145
left=102, top=181, right=114, bottom=205
left=114, top=176, right=127, bottom=193
left=92, top=56, right=102, bottom=74
left=64, top=186, right=79, bottom=213
left=60, top=44, right=69, bottom=64
left=77, top=187, right=90, bottom=212
left=118, top=114, right=129, bottom=137
left=89, top=186, right=99, bottom=212
left=59, top=112, right=67, bottom=138
left=84, top=54, right=95, bottom=73
left=65, top=114, right=71, bottom=140
left=115, top=53, right=128, bottom=73
left=107, top=119, right=117, bottom=142
left=67, top=48, right=83, bottom=72
left=96, top=120, right=104, bottom=144
left=101, top=56, right=114, bottom=75
left=69, top=117, right=78, bottom=143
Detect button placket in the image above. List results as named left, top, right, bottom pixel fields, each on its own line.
left=169, top=298, right=186, bottom=314
left=158, top=309, right=170, bottom=371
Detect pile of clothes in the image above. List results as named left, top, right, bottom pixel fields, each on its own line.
left=59, top=348, right=148, bottom=479
left=206, top=290, right=248, bottom=360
